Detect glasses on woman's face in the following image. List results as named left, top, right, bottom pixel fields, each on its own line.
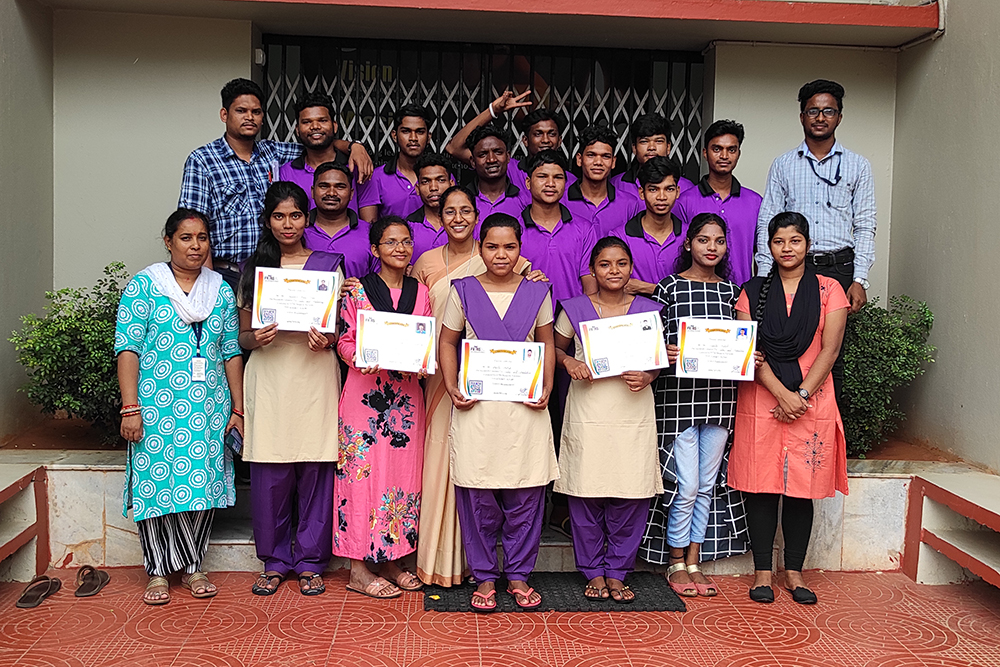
left=379, top=239, right=414, bottom=248
left=443, top=206, right=476, bottom=219
left=805, top=107, right=839, bottom=119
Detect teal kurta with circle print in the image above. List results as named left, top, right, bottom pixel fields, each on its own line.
left=114, top=272, right=241, bottom=522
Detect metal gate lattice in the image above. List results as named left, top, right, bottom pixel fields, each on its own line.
left=263, top=37, right=704, bottom=181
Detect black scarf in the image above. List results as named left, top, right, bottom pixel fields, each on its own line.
left=746, top=268, right=821, bottom=391
left=359, top=273, right=418, bottom=314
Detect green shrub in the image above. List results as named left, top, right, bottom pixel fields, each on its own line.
left=9, top=263, right=130, bottom=444
left=842, top=295, right=935, bottom=457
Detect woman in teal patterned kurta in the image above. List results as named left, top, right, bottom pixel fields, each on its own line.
left=116, top=209, right=244, bottom=605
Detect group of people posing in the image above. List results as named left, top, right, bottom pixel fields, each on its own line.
left=115, top=75, right=876, bottom=610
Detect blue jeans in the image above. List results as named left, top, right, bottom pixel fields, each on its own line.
left=666, top=424, right=729, bottom=549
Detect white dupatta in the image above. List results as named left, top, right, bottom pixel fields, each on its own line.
left=140, top=263, right=223, bottom=324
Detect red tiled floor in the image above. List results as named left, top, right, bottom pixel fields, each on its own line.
left=3, top=569, right=1000, bottom=666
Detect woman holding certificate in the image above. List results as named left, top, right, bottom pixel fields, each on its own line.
left=238, top=182, right=344, bottom=596
left=553, top=237, right=663, bottom=603
left=335, top=215, right=431, bottom=599
left=639, top=213, right=749, bottom=599
left=439, top=213, right=558, bottom=612
left=731, top=212, right=849, bottom=605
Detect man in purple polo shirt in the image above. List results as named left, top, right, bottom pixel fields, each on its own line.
left=611, top=113, right=694, bottom=203
left=610, top=156, right=683, bottom=295
left=518, top=150, right=596, bottom=306
left=565, top=125, right=642, bottom=237
left=358, top=104, right=431, bottom=222
left=405, top=152, right=457, bottom=262
left=463, top=124, right=532, bottom=232
left=306, top=163, right=377, bottom=278
left=278, top=93, right=363, bottom=213
left=674, top=120, right=761, bottom=288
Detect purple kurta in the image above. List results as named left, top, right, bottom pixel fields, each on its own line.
left=564, top=181, right=643, bottom=238
left=278, top=154, right=360, bottom=213
left=303, top=210, right=377, bottom=279
left=519, top=204, right=597, bottom=306
left=357, top=157, right=423, bottom=219
left=610, top=213, right=685, bottom=286
left=673, top=176, right=762, bottom=288
left=405, top=206, right=448, bottom=263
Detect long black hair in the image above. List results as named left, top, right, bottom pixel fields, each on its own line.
left=754, top=211, right=811, bottom=323
left=163, top=208, right=209, bottom=239
left=673, top=212, right=731, bottom=279
left=239, top=181, right=310, bottom=307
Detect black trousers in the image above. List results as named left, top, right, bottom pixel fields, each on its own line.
left=808, top=257, right=854, bottom=411
left=743, top=493, right=814, bottom=572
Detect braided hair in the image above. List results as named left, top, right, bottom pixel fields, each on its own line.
left=756, top=212, right=811, bottom=323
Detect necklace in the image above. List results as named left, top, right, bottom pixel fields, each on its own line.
left=594, top=290, right=628, bottom=318
left=444, top=242, right=476, bottom=284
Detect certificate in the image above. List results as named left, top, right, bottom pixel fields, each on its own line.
left=460, top=340, right=545, bottom=403
left=677, top=318, right=757, bottom=381
left=356, top=311, right=437, bottom=374
left=251, top=267, right=340, bottom=333
left=578, top=312, right=669, bottom=378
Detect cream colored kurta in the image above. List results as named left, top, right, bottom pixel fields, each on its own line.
left=552, top=310, right=663, bottom=499
left=241, top=262, right=343, bottom=463
left=442, top=284, right=559, bottom=489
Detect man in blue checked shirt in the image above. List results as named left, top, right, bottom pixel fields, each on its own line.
left=178, top=78, right=372, bottom=287
left=756, top=78, right=877, bottom=404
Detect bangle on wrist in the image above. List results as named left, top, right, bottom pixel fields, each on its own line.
left=231, top=408, right=245, bottom=418
left=488, top=103, right=497, bottom=120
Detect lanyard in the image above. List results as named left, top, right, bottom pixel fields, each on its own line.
left=807, top=153, right=842, bottom=188
left=192, top=321, right=204, bottom=357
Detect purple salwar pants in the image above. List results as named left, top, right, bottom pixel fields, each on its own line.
left=567, top=496, right=650, bottom=581
left=250, top=462, right=335, bottom=576
left=454, top=485, right=545, bottom=584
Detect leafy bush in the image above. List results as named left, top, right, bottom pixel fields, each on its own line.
left=9, top=263, right=130, bottom=443
left=842, top=295, right=935, bottom=457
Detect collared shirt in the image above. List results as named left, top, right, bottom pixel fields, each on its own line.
left=178, top=136, right=302, bottom=262
left=278, top=153, right=359, bottom=213
left=610, top=163, right=695, bottom=204
left=405, top=206, right=448, bottom=262
left=564, top=181, right=643, bottom=238
left=303, top=209, right=377, bottom=278
left=356, top=156, right=423, bottom=219
left=756, top=139, right=876, bottom=279
left=507, top=156, right=577, bottom=197
left=467, top=178, right=533, bottom=235
left=519, top=204, right=597, bottom=305
left=610, top=213, right=684, bottom=285
left=674, top=176, right=762, bottom=288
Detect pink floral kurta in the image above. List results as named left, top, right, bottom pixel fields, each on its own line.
left=334, top=282, right=431, bottom=562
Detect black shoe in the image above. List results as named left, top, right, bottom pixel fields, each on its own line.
left=749, top=585, right=774, bottom=603
left=786, top=586, right=818, bottom=605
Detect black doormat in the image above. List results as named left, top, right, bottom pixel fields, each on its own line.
left=423, top=571, right=687, bottom=613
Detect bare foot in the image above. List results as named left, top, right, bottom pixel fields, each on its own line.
left=471, top=581, right=497, bottom=611
left=584, top=576, right=608, bottom=599
left=507, top=579, right=541, bottom=606
left=182, top=572, right=216, bottom=596
left=785, top=570, right=807, bottom=590
left=144, top=577, right=170, bottom=604
left=667, top=558, right=692, bottom=586
left=252, top=571, right=283, bottom=594
left=381, top=561, right=422, bottom=590
left=751, top=569, right=773, bottom=589
left=607, top=578, right=635, bottom=602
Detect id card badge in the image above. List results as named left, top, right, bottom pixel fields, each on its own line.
left=190, top=356, right=207, bottom=382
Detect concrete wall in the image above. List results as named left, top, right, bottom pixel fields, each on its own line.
left=705, top=43, right=897, bottom=302
left=0, top=0, right=54, bottom=437
left=891, top=1, right=1000, bottom=472
left=52, top=10, right=253, bottom=288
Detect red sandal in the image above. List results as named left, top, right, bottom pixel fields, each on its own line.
left=506, top=585, right=541, bottom=609
left=471, top=589, right=497, bottom=613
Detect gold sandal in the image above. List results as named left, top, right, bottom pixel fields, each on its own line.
left=181, top=572, right=217, bottom=599
left=144, top=576, right=170, bottom=606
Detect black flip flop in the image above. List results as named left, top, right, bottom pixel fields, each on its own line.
left=16, top=575, right=62, bottom=608
left=298, top=573, right=326, bottom=596
left=75, top=565, right=111, bottom=597
left=252, top=573, right=284, bottom=596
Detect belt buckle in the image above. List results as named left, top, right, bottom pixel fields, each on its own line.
left=810, top=252, right=833, bottom=266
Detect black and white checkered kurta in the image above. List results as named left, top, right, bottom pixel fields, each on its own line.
left=639, top=275, right=749, bottom=564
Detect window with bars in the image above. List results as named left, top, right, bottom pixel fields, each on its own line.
left=263, top=36, right=705, bottom=180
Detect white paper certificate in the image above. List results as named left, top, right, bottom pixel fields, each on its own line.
left=250, top=267, right=341, bottom=333
left=578, top=312, right=670, bottom=378
left=460, top=340, right=544, bottom=402
left=677, top=318, right=757, bottom=381
left=356, top=311, right=437, bottom=374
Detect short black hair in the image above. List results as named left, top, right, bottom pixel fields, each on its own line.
left=479, top=213, right=522, bottom=244
left=221, top=78, right=264, bottom=110
left=519, top=108, right=566, bottom=134
left=798, top=79, right=845, bottom=112
left=629, top=112, right=672, bottom=145
left=369, top=215, right=412, bottom=247
left=294, top=92, right=337, bottom=122
left=393, top=104, right=433, bottom=131
left=313, top=162, right=352, bottom=184
left=524, top=149, right=569, bottom=176
left=465, top=123, right=511, bottom=152
left=638, top=155, right=681, bottom=188
left=704, top=119, right=745, bottom=146
left=577, top=125, right=618, bottom=153
left=589, top=236, right=633, bottom=270
left=414, top=151, right=458, bottom=180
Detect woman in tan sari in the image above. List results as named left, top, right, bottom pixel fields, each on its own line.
left=412, top=186, right=543, bottom=586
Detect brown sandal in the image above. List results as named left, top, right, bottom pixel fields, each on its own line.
left=346, top=577, right=402, bottom=599
left=75, top=565, right=111, bottom=597
left=143, top=576, right=170, bottom=606
left=181, top=572, right=217, bottom=599
left=16, top=575, right=62, bottom=609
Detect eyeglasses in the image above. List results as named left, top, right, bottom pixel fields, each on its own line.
left=443, top=207, right=476, bottom=218
left=805, top=107, right=840, bottom=118
left=378, top=240, right=414, bottom=248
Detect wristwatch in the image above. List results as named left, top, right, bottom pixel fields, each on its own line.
left=854, top=277, right=870, bottom=290
left=797, top=387, right=810, bottom=400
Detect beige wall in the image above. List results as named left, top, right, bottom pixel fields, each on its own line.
left=53, top=10, right=253, bottom=288
left=705, top=43, right=897, bottom=302
left=0, top=0, right=54, bottom=437
left=891, top=0, right=1000, bottom=472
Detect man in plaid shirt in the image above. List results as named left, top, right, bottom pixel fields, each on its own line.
left=178, top=78, right=372, bottom=284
